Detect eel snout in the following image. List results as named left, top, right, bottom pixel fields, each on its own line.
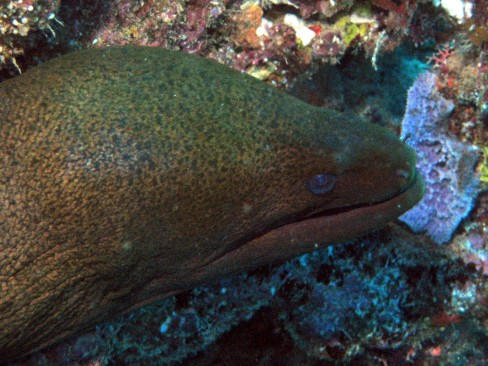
left=196, top=108, right=425, bottom=281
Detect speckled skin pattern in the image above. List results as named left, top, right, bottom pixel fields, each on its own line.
left=0, top=46, right=424, bottom=362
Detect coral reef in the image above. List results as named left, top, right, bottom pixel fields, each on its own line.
left=3, top=0, right=486, bottom=87
left=2, top=0, right=448, bottom=85
left=289, top=45, right=429, bottom=129
left=1, top=1, right=487, bottom=365
left=427, top=44, right=488, bottom=144
left=482, top=147, right=488, bottom=184
left=399, top=71, right=480, bottom=244
left=0, top=0, right=60, bottom=72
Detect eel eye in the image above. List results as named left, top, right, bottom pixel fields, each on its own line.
left=305, top=173, right=336, bottom=195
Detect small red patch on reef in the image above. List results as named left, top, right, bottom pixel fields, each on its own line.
left=430, top=311, right=461, bottom=327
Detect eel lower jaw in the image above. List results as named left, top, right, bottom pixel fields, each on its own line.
left=201, top=169, right=425, bottom=278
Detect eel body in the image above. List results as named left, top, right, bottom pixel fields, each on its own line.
left=0, top=46, right=424, bottom=362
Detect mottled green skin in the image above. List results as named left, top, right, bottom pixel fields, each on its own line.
left=0, top=46, right=423, bottom=362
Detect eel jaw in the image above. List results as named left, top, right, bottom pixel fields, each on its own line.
left=197, top=169, right=425, bottom=280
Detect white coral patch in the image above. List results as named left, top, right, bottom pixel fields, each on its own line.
left=433, top=0, right=473, bottom=23
left=283, top=14, right=316, bottom=47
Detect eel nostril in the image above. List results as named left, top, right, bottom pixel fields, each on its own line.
left=396, top=168, right=410, bottom=180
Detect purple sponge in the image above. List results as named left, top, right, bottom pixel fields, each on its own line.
left=399, top=72, right=480, bottom=244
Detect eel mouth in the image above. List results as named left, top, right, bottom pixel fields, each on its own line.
left=204, top=169, right=425, bottom=279
left=277, top=167, right=425, bottom=242
left=302, top=168, right=424, bottom=222
left=214, top=168, right=424, bottom=268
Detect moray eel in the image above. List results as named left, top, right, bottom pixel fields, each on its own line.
left=0, top=46, right=424, bottom=362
